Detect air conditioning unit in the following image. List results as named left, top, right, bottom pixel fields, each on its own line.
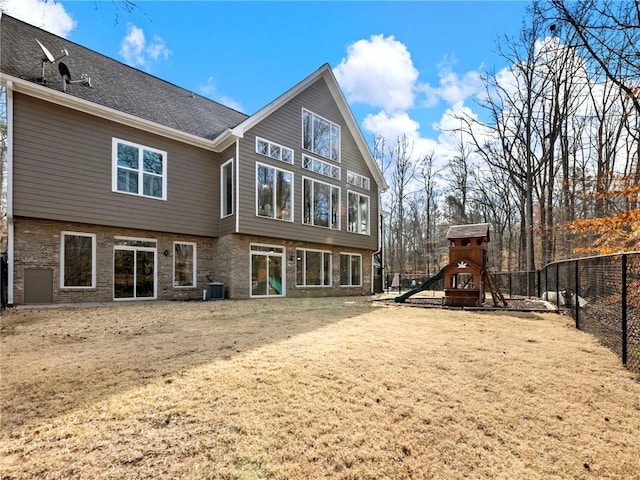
left=205, top=282, right=225, bottom=300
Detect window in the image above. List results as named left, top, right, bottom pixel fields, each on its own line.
left=221, top=158, right=234, bottom=218
left=112, top=138, right=167, bottom=200
left=302, top=109, right=340, bottom=162
left=174, top=242, right=196, bottom=288
left=302, top=154, right=340, bottom=180
left=303, top=177, right=340, bottom=229
left=256, top=163, right=293, bottom=221
left=340, top=253, right=362, bottom=286
left=256, top=137, right=293, bottom=164
left=60, top=232, right=96, bottom=288
left=346, top=170, right=370, bottom=190
left=251, top=245, right=284, bottom=297
left=296, top=249, right=332, bottom=286
left=347, top=191, right=370, bottom=235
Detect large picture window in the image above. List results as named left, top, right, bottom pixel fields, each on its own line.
left=256, top=163, right=293, bottom=221
left=303, top=177, right=340, bottom=229
left=174, top=242, right=196, bottom=288
left=296, top=249, right=332, bottom=287
left=347, top=191, right=370, bottom=235
left=340, top=253, right=362, bottom=287
left=302, top=109, right=340, bottom=162
left=112, top=138, right=167, bottom=200
left=60, top=232, right=96, bottom=288
left=221, top=158, right=234, bottom=218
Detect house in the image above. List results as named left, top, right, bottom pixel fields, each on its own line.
left=0, top=14, right=387, bottom=304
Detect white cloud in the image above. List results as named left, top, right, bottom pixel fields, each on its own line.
left=198, top=76, right=244, bottom=112
left=362, top=111, right=420, bottom=140
left=334, top=34, right=418, bottom=113
left=119, top=24, right=171, bottom=69
left=1, top=0, right=76, bottom=37
left=420, top=58, right=484, bottom=108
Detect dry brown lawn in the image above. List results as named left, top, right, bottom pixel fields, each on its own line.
left=1, top=296, right=639, bottom=479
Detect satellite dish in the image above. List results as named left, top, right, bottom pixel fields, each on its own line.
left=36, top=38, right=55, bottom=63
left=58, top=61, right=92, bottom=92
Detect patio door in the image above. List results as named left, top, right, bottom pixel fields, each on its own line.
left=113, top=238, right=157, bottom=300
left=250, top=244, right=284, bottom=297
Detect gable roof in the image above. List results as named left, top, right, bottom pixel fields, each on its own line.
left=446, top=223, right=490, bottom=241
left=0, top=14, right=247, bottom=140
left=0, top=14, right=386, bottom=191
left=215, top=64, right=388, bottom=191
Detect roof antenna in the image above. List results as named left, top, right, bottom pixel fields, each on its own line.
left=58, top=62, right=92, bottom=92
left=35, top=39, right=68, bottom=81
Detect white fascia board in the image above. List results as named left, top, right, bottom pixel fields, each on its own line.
left=1, top=74, right=219, bottom=152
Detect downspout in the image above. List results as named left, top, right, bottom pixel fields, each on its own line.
left=235, top=139, right=240, bottom=234
left=5, top=80, right=14, bottom=305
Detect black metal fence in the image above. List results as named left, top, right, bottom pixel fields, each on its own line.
left=495, top=252, right=640, bottom=374
left=0, top=253, right=7, bottom=311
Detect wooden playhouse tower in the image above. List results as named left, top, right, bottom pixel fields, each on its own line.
left=443, top=223, right=505, bottom=307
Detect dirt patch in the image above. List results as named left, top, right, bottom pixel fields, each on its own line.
left=2, top=296, right=640, bottom=479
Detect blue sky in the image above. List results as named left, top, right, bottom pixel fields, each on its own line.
left=6, top=0, right=530, bottom=160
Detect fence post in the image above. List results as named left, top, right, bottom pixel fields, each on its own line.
left=574, top=260, right=580, bottom=329
left=621, top=254, right=628, bottom=365
left=555, top=262, right=560, bottom=308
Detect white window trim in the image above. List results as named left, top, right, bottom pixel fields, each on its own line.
left=340, top=252, right=363, bottom=287
left=346, top=170, right=370, bottom=190
left=347, top=190, right=370, bottom=235
left=173, top=241, right=197, bottom=289
left=302, top=175, right=341, bottom=230
left=112, top=137, right=167, bottom=200
left=302, top=108, right=341, bottom=163
left=60, top=231, right=96, bottom=289
left=255, top=136, right=294, bottom=165
left=255, top=162, right=294, bottom=222
left=250, top=243, right=286, bottom=298
left=302, top=153, right=341, bottom=180
left=296, top=248, right=333, bottom=287
left=221, top=157, right=234, bottom=218
left=113, top=236, right=157, bottom=301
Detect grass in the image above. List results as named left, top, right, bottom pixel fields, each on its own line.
left=1, top=297, right=639, bottom=479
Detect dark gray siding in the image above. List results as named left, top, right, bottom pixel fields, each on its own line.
left=13, top=94, right=220, bottom=237
left=236, top=78, right=379, bottom=251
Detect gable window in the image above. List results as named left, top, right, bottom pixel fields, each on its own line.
left=174, top=242, right=196, bottom=288
left=296, top=249, right=332, bottom=286
left=302, top=109, right=340, bottom=162
left=302, top=154, right=341, bottom=180
left=112, top=138, right=167, bottom=200
left=60, top=232, right=96, bottom=288
left=347, top=170, right=370, bottom=190
left=347, top=191, right=369, bottom=235
left=303, top=177, right=340, bottom=229
left=256, top=137, right=293, bottom=164
left=221, top=158, right=234, bottom=218
left=340, top=253, right=362, bottom=286
left=256, top=163, right=293, bottom=221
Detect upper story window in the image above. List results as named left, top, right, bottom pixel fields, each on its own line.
left=302, top=109, right=340, bottom=162
left=221, top=158, right=234, bottom=218
left=256, top=137, right=294, bottom=164
left=303, top=177, right=340, bottom=230
left=302, top=154, right=341, bottom=180
left=347, top=170, right=370, bottom=190
left=256, top=163, right=293, bottom=222
left=112, top=138, right=167, bottom=200
left=347, top=191, right=370, bottom=235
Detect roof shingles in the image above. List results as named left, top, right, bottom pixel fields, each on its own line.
left=1, top=14, right=248, bottom=140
